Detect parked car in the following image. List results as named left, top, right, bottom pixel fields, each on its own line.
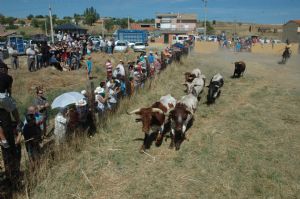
left=273, top=39, right=282, bottom=44
left=125, top=41, right=135, bottom=48
left=133, top=42, right=146, bottom=52
left=114, top=40, right=128, bottom=52
left=90, top=37, right=101, bottom=46
left=88, top=35, right=103, bottom=41
left=207, top=35, right=217, bottom=42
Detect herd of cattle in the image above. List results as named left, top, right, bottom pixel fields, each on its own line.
left=128, top=61, right=246, bottom=152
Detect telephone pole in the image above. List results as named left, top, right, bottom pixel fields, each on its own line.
left=45, top=20, right=48, bottom=36
left=49, top=4, right=54, bottom=43
left=203, top=0, right=208, bottom=40
left=128, top=16, right=130, bottom=29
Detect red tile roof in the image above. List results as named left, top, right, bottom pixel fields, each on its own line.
left=291, top=20, right=300, bottom=25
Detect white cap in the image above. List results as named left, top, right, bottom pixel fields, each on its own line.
left=94, top=87, right=104, bottom=94
left=81, top=90, right=87, bottom=95
left=75, top=99, right=87, bottom=106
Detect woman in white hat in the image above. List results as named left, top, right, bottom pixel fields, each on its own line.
left=75, top=99, right=88, bottom=125
left=94, top=87, right=107, bottom=117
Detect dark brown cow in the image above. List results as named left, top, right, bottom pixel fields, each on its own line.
left=169, top=104, right=194, bottom=150
left=233, top=61, right=246, bottom=78
left=128, top=102, right=169, bottom=152
left=168, top=94, right=197, bottom=150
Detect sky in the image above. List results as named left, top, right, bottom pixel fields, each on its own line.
left=0, top=0, right=300, bottom=24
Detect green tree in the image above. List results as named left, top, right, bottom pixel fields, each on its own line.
left=27, top=14, right=34, bottom=20
left=19, top=20, right=26, bottom=26
left=35, top=15, right=44, bottom=18
left=104, top=19, right=114, bottom=31
left=83, top=7, right=99, bottom=26
left=31, top=18, right=40, bottom=28
left=203, top=21, right=215, bottom=35
left=74, top=13, right=81, bottom=25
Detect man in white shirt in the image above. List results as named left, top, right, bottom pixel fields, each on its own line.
left=57, top=31, right=63, bottom=42
left=26, top=45, right=36, bottom=72
left=8, top=45, right=19, bottom=69
left=115, top=60, right=125, bottom=79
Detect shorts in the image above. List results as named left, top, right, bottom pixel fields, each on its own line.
left=0, top=93, right=17, bottom=112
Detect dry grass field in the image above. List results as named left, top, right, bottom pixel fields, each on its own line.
left=1, top=44, right=300, bottom=198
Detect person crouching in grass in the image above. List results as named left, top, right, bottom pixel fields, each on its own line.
left=86, top=56, right=93, bottom=80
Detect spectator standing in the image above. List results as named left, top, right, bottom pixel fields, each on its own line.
left=94, top=87, right=107, bottom=117
left=105, top=59, right=113, bottom=80
left=54, top=108, right=68, bottom=144
left=86, top=56, right=93, bottom=79
left=76, top=99, right=88, bottom=129
left=0, top=60, right=22, bottom=130
left=100, top=39, right=106, bottom=52
left=107, top=40, right=112, bottom=54
left=148, top=51, right=155, bottom=77
left=8, top=45, right=19, bottom=69
left=114, top=60, right=125, bottom=79
left=33, top=88, right=49, bottom=137
left=26, top=45, right=36, bottom=72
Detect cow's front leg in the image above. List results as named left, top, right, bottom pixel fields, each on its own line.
left=169, top=129, right=175, bottom=149
left=182, top=114, right=192, bottom=140
left=155, top=125, right=165, bottom=146
left=140, top=133, right=149, bottom=153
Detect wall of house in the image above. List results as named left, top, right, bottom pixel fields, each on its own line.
left=282, top=22, right=300, bottom=43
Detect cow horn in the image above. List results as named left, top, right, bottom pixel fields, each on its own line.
left=127, top=108, right=141, bottom=115
left=151, top=108, right=164, bottom=114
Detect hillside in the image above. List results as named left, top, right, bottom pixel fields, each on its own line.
left=19, top=49, right=300, bottom=198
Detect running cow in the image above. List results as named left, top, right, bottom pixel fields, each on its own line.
left=184, top=68, right=202, bottom=83
left=207, top=73, right=224, bottom=105
left=128, top=94, right=176, bottom=152
left=232, top=61, right=246, bottom=78
left=169, top=94, right=198, bottom=150
left=184, top=76, right=205, bottom=101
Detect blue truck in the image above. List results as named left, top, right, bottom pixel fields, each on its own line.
left=7, top=35, right=25, bottom=55
left=116, top=29, right=149, bottom=45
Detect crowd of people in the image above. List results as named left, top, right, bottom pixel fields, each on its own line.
left=0, top=36, right=193, bottom=192
left=5, top=32, right=120, bottom=73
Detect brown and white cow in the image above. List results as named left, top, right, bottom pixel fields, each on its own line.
left=128, top=94, right=176, bottom=152
left=168, top=94, right=198, bottom=150
left=184, top=68, right=202, bottom=83
left=232, top=61, right=246, bottom=78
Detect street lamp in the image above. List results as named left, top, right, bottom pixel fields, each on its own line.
left=202, top=0, right=208, bottom=40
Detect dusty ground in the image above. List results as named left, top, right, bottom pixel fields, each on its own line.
left=17, top=47, right=299, bottom=198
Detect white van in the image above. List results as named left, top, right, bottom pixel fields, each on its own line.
left=172, top=35, right=189, bottom=44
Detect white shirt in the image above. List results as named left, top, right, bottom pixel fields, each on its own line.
left=26, top=48, right=36, bottom=58
left=116, top=64, right=125, bottom=77
left=54, top=113, right=67, bottom=144
left=57, top=34, right=63, bottom=42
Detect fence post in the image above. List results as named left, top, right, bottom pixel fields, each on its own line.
left=88, top=81, right=96, bottom=124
